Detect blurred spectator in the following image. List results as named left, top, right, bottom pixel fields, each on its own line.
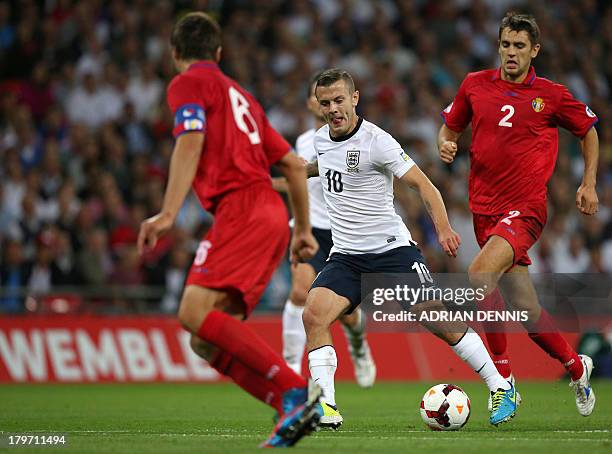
left=75, top=35, right=108, bottom=81
left=109, top=203, right=145, bottom=253
left=39, top=139, right=63, bottom=201
left=0, top=3, right=15, bottom=51
left=53, top=229, right=79, bottom=285
left=20, top=62, right=55, bottom=122
left=108, top=244, right=144, bottom=287
left=15, top=116, right=44, bottom=170
left=121, top=102, right=152, bottom=155
left=126, top=62, right=163, bottom=122
left=2, top=150, right=26, bottom=221
left=66, top=72, right=118, bottom=129
left=552, top=233, right=591, bottom=273
left=26, top=230, right=62, bottom=297
left=55, top=180, right=81, bottom=232
left=0, top=238, right=28, bottom=313
left=0, top=183, right=10, bottom=236
left=76, top=227, right=113, bottom=286
left=2, top=19, right=40, bottom=78
left=19, top=189, right=44, bottom=249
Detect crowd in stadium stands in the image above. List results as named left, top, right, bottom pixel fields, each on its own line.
left=0, top=0, right=610, bottom=313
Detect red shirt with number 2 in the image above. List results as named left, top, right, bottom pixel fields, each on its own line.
left=441, top=66, right=598, bottom=215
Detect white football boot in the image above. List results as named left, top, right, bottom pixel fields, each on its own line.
left=350, top=341, right=376, bottom=388
left=570, top=354, right=596, bottom=416
left=342, top=312, right=376, bottom=388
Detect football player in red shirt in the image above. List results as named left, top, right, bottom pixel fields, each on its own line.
left=438, top=12, right=599, bottom=417
left=137, top=12, right=322, bottom=447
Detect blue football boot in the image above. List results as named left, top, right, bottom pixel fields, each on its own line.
left=260, top=382, right=323, bottom=447
left=489, top=381, right=517, bottom=426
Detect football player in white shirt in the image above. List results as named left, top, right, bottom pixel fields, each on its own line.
left=273, top=74, right=376, bottom=425
left=302, top=69, right=518, bottom=427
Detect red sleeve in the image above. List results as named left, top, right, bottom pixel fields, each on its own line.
left=440, top=76, right=472, bottom=132
left=167, top=75, right=207, bottom=138
left=262, top=115, right=291, bottom=165
left=552, top=85, right=598, bottom=138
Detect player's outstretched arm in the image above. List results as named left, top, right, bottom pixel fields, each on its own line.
left=276, top=152, right=318, bottom=263
left=137, top=133, right=204, bottom=254
left=576, top=127, right=599, bottom=215
left=400, top=165, right=461, bottom=257
left=437, top=124, right=462, bottom=164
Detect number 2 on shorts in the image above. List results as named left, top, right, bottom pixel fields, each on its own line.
left=500, top=210, right=520, bottom=225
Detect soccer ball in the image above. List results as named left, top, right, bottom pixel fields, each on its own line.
left=420, top=383, right=471, bottom=431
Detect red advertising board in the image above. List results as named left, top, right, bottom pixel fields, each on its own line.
left=0, top=315, right=577, bottom=383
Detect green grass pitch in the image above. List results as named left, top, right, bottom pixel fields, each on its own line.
left=1, top=381, right=610, bottom=453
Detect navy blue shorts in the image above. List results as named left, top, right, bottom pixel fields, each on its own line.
left=306, top=227, right=333, bottom=274
left=311, top=245, right=430, bottom=314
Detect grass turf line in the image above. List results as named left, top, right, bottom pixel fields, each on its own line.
left=1, top=381, right=610, bottom=453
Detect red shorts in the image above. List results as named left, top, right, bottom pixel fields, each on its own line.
left=185, top=184, right=290, bottom=317
left=472, top=204, right=547, bottom=267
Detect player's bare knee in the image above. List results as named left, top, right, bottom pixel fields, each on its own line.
left=302, top=304, right=329, bottom=333
left=468, top=262, right=497, bottom=294
left=177, top=288, right=215, bottom=333
left=177, top=300, right=194, bottom=331
left=301, top=305, right=318, bottom=332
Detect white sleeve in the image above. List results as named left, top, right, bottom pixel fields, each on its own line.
left=311, top=134, right=319, bottom=157
left=370, top=133, right=415, bottom=178
left=295, top=135, right=308, bottom=160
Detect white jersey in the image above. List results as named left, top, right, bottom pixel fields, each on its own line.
left=314, top=118, right=415, bottom=254
left=295, top=129, right=331, bottom=230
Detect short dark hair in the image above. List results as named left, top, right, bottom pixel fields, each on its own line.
left=171, top=12, right=222, bottom=61
left=499, top=12, right=540, bottom=46
left=315, top=69, right=355, bottom=94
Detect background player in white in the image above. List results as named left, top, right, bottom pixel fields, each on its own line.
left=303, top=69, right=518, bottom=427
left=273, top=74, right=376, bottom=400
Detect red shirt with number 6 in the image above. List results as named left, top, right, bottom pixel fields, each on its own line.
left=167, top=61, right=291, bottom=213
left=441, top=66, right=598, bottom=216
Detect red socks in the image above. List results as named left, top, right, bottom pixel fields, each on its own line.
left=485, top=332, right=512, bottom=378
left=527, top=309, right=584, bottom=380
left=198, top=310, right=307, bottom=393
left=480, top=290, right=512, bottom=378
left=480, top=289, right=584, bottom=380
left=211, top=350, right=283, bottom=414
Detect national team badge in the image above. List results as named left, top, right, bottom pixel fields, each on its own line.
left=346, top=149, right=360, bottom=172
left=531, top=97, right=545, bottom=112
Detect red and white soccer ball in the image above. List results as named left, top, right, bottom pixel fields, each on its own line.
left=420, top=384, right=471, bottom=431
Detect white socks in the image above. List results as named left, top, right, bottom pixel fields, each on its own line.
left=308, top=345, right=337, bottom=406
left=451, top=328, right=510, bottom=392
left=282, top=300, right=306, bottom=374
